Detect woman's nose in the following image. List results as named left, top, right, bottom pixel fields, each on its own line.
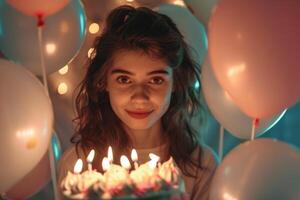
left=130, top=84, right=150, bottom=103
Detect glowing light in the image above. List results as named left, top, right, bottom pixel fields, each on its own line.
left=108, top=146, right=113, bottom=163
left=57, top=82, right=68, bottom=95
left=89, top=23, right=100, bottom=34
left=102, top=157, right=110, bottom=171
left=227, top=63, right=246, bottom=77
left=88, top=48, right=95, bottom=58
left=16, top=129, right=35, bottom=139
left=58, top=65, right=69, bottom=75
left=194, top=81, right=200, bottom=89
left=120, top=155, right=131, bottom=170
left=126, top=0, right=134, bottom=2
left=148, top=159, right=157, bottom=169
left=149, top=153, right=160, bottom=162
left=74, top=159, right=83, bottom=174
left=223, top=192, right=238, bottom=200
left=87, top=149, right=95, bottom=163
left=131, top=149, right=138, bottom=162
left=173, top=0, right=185, bottom=6
left=45, top=43, right=56, bottom=55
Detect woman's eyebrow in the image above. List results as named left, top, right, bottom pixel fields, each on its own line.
left=110, top=68, right=170, bottom=75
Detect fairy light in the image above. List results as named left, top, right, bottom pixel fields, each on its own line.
left=45, top=43, right=56, bottom=55
left=57, top=82, right=68, bottom=95
left=58, top=65, right=69, bottom=75
left=89, top=23, right=100, bottom=34
left=88, top=48, right=95, bottom=58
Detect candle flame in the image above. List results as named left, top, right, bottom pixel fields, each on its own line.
left=149, top=153, right=160, bottom=162
left=108, top=146, right=113, bottom=163
left=120, top=155, right=131, bottom=170
left=74, top=159, right=83, bottom=174
left=131, top=149, right=138, bottom=162
left=102, top=157, right=110, bottom=171
left=87, top=149, right=95, bottom=163
left=148, top=159, right=157, bottom=169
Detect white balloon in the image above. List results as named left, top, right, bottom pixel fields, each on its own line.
left=210, top=138, right=300, bottom=200
left=201, top=59, right=286, bottom=139
left=0, top=59, right=53, bottom=192
left=155, top=4, right=207, bottom=65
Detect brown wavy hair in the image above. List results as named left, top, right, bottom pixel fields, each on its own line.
left=72, top=5, right=204, bottom=179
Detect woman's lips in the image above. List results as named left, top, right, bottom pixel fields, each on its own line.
left=126, top=110, right=153, bottom=119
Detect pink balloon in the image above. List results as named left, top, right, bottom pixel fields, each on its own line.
left=7, top=0, right=69, bottom=17
left=5, top=152, right=50, bottom=199
left=209, top=0, right=300, bottom=118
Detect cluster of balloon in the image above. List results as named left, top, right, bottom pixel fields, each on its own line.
left=0, top=0, right=86, bottom=198
left=155, top=3, right=207, bottom=66
left=0, top=0, right=86, bottom=75
left=0, top=59, right=53, bottom=193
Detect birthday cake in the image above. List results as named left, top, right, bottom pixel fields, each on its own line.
left=60, top=148, right=184, bottom=200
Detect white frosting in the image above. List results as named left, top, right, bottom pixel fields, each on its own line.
left=158, top=157, right=180, bottom=184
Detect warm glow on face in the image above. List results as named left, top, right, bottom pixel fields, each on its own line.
left=45, top=43, right=56, bottom=55
left=58, top=65, right=69, bottom=75
left=131, top=149, right=138, bottom=162
left=108, top=146, right=113, bottom=163
left=227, top=63, right=246, bottom=77
left=120, top=155, right=131, bottom=170
left=149, top=153, right=160, bottom=162
left=74, top=159, right=83, bottom=174
left=87, top=149, right=95, bottom=163
left=89, top=23, right=100, bottom=34
left=102, top=157, right=110, bottom=171
left=57, top=82, right=68, bottom=95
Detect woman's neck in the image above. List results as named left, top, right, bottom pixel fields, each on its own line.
left=123, top=120, right=166, bottom=149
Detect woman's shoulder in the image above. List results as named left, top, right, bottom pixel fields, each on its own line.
left=57, top=145, right=86, bottom=184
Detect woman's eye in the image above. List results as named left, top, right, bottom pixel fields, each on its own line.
left=116, top=76, right=131, bottom=84
left=149, top=77, right=164, bottom=85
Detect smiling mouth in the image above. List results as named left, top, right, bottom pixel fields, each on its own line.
left=125, top=110, right=153, bottom=119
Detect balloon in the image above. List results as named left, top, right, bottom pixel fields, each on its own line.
left=5, top=132, right=62, bottom=199
left=155, top=4, right=207, bottom=65
left=201, top=59, right=286, bottom=139
left=184, top=0, right=219, bottom=27
left=0, top=59, right=53, bottom=192
left=5, top=152, right=50, bottom=199
left=7, top=0, right=69, bottom=17
left=209, top=0, right=300, bottom=118
left=0, top=0, right=86, bottom=75
left=210, top=138, right=300, bottom=200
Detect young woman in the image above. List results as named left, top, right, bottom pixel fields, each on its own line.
left=58, top=5, right=218, bottom=200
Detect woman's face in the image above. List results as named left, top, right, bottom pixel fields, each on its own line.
left=106, top=50, right=173, bottom=131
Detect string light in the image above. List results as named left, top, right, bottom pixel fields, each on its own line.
left=89, top=23, right=100, bottom=34
left=57, top=82, right=68, bottom=95
left=58, top=65, right=69, bottom=75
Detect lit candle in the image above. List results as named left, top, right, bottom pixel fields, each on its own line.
left=149, top=153, right=160, bottom=168
left=107, top=146, right=113, bottom=164
left=74, top=159, right=83, bottom=174
left=86, top=149, right=95, bottom=171
left=120, top=155, right=131, bottom=170
left=102, top=157, right=110, bottom=172
left=73, top=159, right=83, bottom=186
left=131, top=149, right=138, bottom=169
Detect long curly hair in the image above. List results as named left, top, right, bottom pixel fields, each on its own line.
left=72, top=5, right=204, bottom=178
